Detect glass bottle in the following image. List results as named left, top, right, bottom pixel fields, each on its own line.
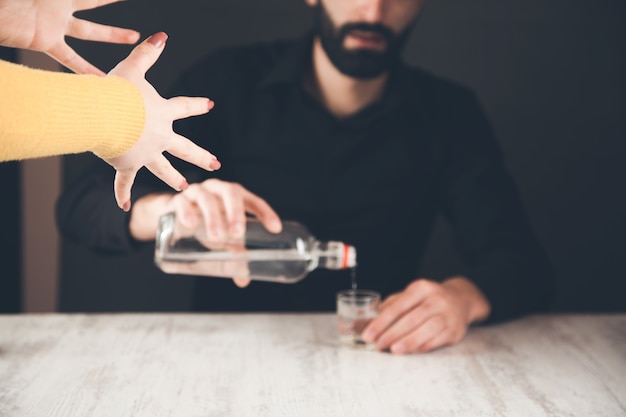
left=155, top=212, right=356, bottom=283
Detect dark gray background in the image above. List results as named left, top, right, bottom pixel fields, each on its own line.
left=0, top=44, right=20, bottom=312
left=59, top=0, right=626, bottom=313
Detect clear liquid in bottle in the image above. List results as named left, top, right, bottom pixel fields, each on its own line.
left=155, top=213, right=356, bottom=283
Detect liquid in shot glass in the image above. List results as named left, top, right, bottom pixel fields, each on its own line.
left=336, top=289, right=380, bottom=349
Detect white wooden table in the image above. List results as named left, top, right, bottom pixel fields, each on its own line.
left=0, top=313, right=624, bottom=417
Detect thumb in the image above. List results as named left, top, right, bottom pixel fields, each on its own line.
left=112, top=32, right=168, bottom=76
left=114, top=170, right=138, bottom=212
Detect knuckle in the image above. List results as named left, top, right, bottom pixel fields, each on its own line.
left=431, top=314, right=447, bottom=330
left=421, top=298, right=439, bottom=312
left=428, top=294, right=447, bottom=309
left=406, top=280, right=422, bottom=294
left=406, top=279, right=432, bottom=294
left=230, top=182, right=244, bottom=194
left=202, top=178, right=221, bottom=187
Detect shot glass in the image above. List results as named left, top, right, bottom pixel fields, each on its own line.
left=336, top=289, right=381, bottom=349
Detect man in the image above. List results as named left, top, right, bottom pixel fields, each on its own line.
left=57, top=0, right=555, bottom=354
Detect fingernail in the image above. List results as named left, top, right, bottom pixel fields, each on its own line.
left=361, top=331, right=374, bottom=343
left=179, top=180, right=189, bottom=191
left=209, top=159, right=221, bottom=171
left=207, top=100, right=215, bottom=110
left=270, top=219, right=283, bottom=233
left=375, top=340, right=389, bottom=352
left=122, top=201, right=131, bottom=212
left=147, top=32, right=167, bottom=48
left=391, top=342, right=406, bottom=354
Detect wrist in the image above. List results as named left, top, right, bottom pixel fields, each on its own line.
left=129, top=193, right=174, bottom=241
left=442, top=276, right=491, bottom=324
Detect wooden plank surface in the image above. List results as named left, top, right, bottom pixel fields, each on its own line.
left=0, top=314, right=624, bottom=417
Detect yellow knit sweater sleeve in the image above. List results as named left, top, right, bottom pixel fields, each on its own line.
left=0, top=59, right=145, bottom=161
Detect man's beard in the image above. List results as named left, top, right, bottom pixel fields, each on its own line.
left=314, top=3, right=414, bottom=79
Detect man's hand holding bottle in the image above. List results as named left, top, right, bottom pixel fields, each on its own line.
left=129, top=178, right=282, bottom=286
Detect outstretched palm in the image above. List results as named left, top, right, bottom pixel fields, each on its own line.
left=0, top=0, right=139, bottom=74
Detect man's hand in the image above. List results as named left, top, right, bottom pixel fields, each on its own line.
left=164, top=179, right=282, bottom=241
left=0, top=0, right=140, bottom=75
left=361, top=277, right=491, bottom=354
left=130, top=179, right=282, bottom=242
left=130, top=179, right=282, bottom=287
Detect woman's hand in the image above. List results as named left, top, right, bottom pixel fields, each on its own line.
left=105, top=33, right=221, bottom=211
left=0, top=0, right=140, bottom=75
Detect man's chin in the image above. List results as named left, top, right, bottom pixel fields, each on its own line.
left=336, top=64, right=387, bottom=80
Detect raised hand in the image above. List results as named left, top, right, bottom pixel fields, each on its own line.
left=0, top=0, right=140, bottom=75
left=105, top=32, right=221, bottom=211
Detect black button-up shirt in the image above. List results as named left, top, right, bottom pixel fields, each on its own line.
left=57, top=33, right=555, bottom=322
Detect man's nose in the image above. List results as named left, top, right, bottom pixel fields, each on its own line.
left=357, top=0, right=385, bottom=23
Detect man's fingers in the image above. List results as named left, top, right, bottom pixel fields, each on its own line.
left=171, top=193, right=201, bottom=229
left=68, top=18, right=140, bottom=44
left=199, top=181, right=247, bottom=239
left=242, top=190, right=282, bottom=233
left=113, top=169, right=137, bottom=211
left=379, top=293, right=401, bottom=311
left=145, top=154, right=188, bottom=192
left=373, top=304, right=435, bottom=351
left=361, top=288, right=426, bottom=344
left=179, top=185, right=228, bottom=242
left=167, top=133, right=220, bottom=172
left=47, top=43, right=104, bottom=75
left=168, top=96, right=214, bottom=120
left=416, top=329, right=457, bottom=354
left=389, top=315, right=447, bottom=355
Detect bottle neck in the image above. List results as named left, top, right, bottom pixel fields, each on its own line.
left=316, top=241, right=357, bottom=270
